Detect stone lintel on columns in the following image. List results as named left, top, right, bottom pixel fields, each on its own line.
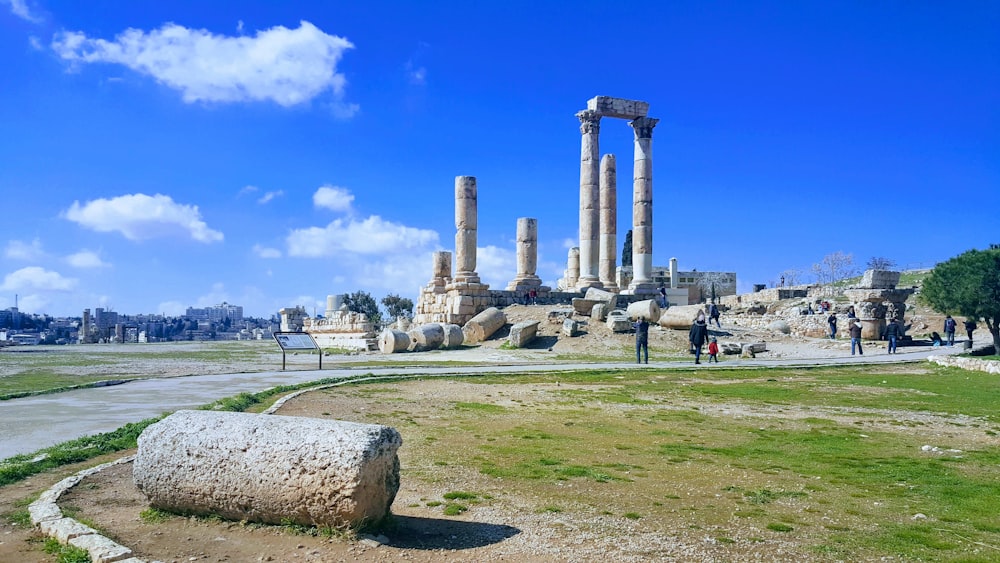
left=586, top=96, right=650, bottom=120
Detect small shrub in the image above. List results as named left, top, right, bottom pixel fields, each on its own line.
left=624, top=512, right=642, bottom=520
left=767, top=523, right=794, bottom=532
left=43, top=538, right=91, bottom=563
left=443, top=503, right=468, bottom=516
left=139, top=507, right=173, bottom=523
left=443, top=491, right=478, bottom=500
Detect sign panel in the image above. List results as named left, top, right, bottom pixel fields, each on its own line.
left=273, top=332, right=318, bottom=351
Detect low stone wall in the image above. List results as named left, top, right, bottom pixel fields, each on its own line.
left=927, top=355, right=1000, bottom=374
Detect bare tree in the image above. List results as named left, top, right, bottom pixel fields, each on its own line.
left=812, top=251, right=856, bottom=285
left=696, top=271, right=732, bottom=303
left=866, top=256, right=897, bottom=270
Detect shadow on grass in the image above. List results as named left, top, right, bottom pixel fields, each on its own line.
left=381, top=515, right=519, bottom=549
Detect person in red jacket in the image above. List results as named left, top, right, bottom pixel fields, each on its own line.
left=707, top=337, right=719, bottom=363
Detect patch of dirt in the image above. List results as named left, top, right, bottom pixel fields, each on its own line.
left=29, top=377, right=993, bottom=563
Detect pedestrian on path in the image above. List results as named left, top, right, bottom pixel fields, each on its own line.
left=709, top=303, right=721, bottom=328
left=633, top=317, right=649, bottom=364
left=707, top=337, right=719, bottom=363
left=883, top=318, right=900, bottom=354
left=689, top=312, right=710, bottom=365
left=944, top=315, right=957, bottom=346
left=964, top=319, right=977, bottom=343
left=828, top=312, right=838, bottom=340
left=850, top=318, right=864, bottom=355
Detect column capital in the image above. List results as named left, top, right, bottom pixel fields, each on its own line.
left=576, top=109, right=602, bottom=135
left=629, top=116, right=659, bottom=139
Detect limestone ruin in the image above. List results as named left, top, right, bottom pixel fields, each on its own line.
left=414, top=96, right=737, bottom=329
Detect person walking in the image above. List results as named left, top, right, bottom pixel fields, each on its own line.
left=633, top=317, right=649, bottom=364
left=689, top=312, right=710, bottom=365
left=709, top=303, right=721, bottom=328
left=707, top=337, right=719, bottom=363
left=944, top=315, right=957, bottom=346
left=849, top=317, right=864, bottom=355
left=657, top=285, right=667, bottom=308
left=828, top=312, right=838, bottom=340
left=963, top=318, right=977, bottom=344
left=883, top=317, right=900, bottom=354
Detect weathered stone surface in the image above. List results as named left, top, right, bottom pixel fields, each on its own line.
left=41, top=517, right=97, bottom=543
left=572, top=298, right=603, bottom=316
left=440, top=323, right=464, bottom=349
left=721, top=343, right=742, bottom=355
left=606, top=312, right=632, bottom=333
left=859, top=269, right=901, bottom=289
left=586, top=96, right=649, bottom=119
left=28, top=498, right=62, bottom=523
left=626, top=299, right=661, bottom=323
left=133, top=410, right=401, bottom=528
left=462, top=307, right=506, bottom=343
left=454, top=176, right=480, bottom=284
left=562, top=318, right=581, bottom=337
left=576, top=109, right=601, bottom=289
left=658, top=305, right=704, bottom=330
left=768, top=320, right=791, bottom=334
left=378, top=329, right=409, bottom=354
left=67, top=533, right=132, bottom=563
left=598, top=154, right=618, bottom=291
left=584, top=287, right=618, bottom=308
left=508, top=320, right=540, bottom=348
left=548, top=309, right=573, bottom=324
left=408, top=323, right=445, bottom=352
left=591, top=302, right=608, bottom=321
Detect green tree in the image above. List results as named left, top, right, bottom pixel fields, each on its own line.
left=344, top=291, right=383, bottom=328
left=921, top=247, right=1000, bottom=353
left=622, top=229, right=633, bottom=268
left=381, top=294, right=414, bottom=321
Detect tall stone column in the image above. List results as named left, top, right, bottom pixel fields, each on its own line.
left=628, top=116, right=659, bottom=294
left=507, top=218, right=542, bottom=290
left=598, top=154, right=618, bottom=292
left=453, top=176, right=480, bottom=284
left=669, top=257, right=678, bottom=289
left=576, top=109, right=602, bottom=290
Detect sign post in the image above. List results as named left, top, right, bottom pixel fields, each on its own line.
left=272, top=331, right=322, bottom=370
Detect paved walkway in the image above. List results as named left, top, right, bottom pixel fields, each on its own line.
left=0, top=345, right=966, bottom=460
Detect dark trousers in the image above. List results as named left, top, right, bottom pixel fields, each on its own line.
left=946, top=331, right=955, bottom=346
left=635, top=339, right=648, bottom=364
left=693, top=345, right=703, bottom=363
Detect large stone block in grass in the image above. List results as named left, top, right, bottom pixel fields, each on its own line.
left=133, top=410, right=401, bottom=528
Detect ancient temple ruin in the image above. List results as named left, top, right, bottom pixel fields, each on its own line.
left=280, top=294, right=377, bottom=350
left=413, top=96, right=736, bottom=326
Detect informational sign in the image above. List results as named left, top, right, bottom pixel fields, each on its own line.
left=272, top=331, right=321, bottom=370
left=274, top=332, right=317, bottom=350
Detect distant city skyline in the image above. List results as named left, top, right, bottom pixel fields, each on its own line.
left=2, top=1, right=997, bottom=317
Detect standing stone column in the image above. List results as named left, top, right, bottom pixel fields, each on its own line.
left=576, top=109, right=602, bottom=290
left=454, top=176, right=480, bottom=284
left=561, top=247, right=580, bottom=290
left=669, top=257, right=678, bottom=289
left=598, top=154, right=618, bottom=292
left=429, top=251, right=452, bottom=289
left=507, top=218, right=542, bottom=290
left=628, top=116, right=659, bottom=294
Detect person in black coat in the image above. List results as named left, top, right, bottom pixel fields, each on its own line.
left=689, top=312, right=710, bottom=365
left=883, top=318, right=901, bottom=354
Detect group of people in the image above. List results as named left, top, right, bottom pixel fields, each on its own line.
left=633, top=303, right=720, bottom=365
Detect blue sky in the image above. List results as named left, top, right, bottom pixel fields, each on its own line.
left=2, top=1, right=998, bottom=318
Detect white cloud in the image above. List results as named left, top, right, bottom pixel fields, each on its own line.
left=0, top=266, right=77, bottom=292
left=286, top=215, right=438, bottom=257
left=562, top=238, right=577, bottom=249
left=253, top=244, right=282, bottom=259
left=5, top=238, right=45, bottom=261
left=3, top=0, right=40, bottom=23
left=28, top=35, right=42, bottom=50
left=66, top=249, right=110, bottom=268
left=257, top=190, right=283, bottom=204
left=194, top=282, right=229, bottom=307
left=64, top=193, right=223, bottom=243
left=312, top=184, right=354, bottom=212
left=238, top=185, right=259, bottom=197
left=51, top=21, right=356, bottom=108
left=329, top=101, right=360, bottom=119
left=476, top=245, right=517, bottom=289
